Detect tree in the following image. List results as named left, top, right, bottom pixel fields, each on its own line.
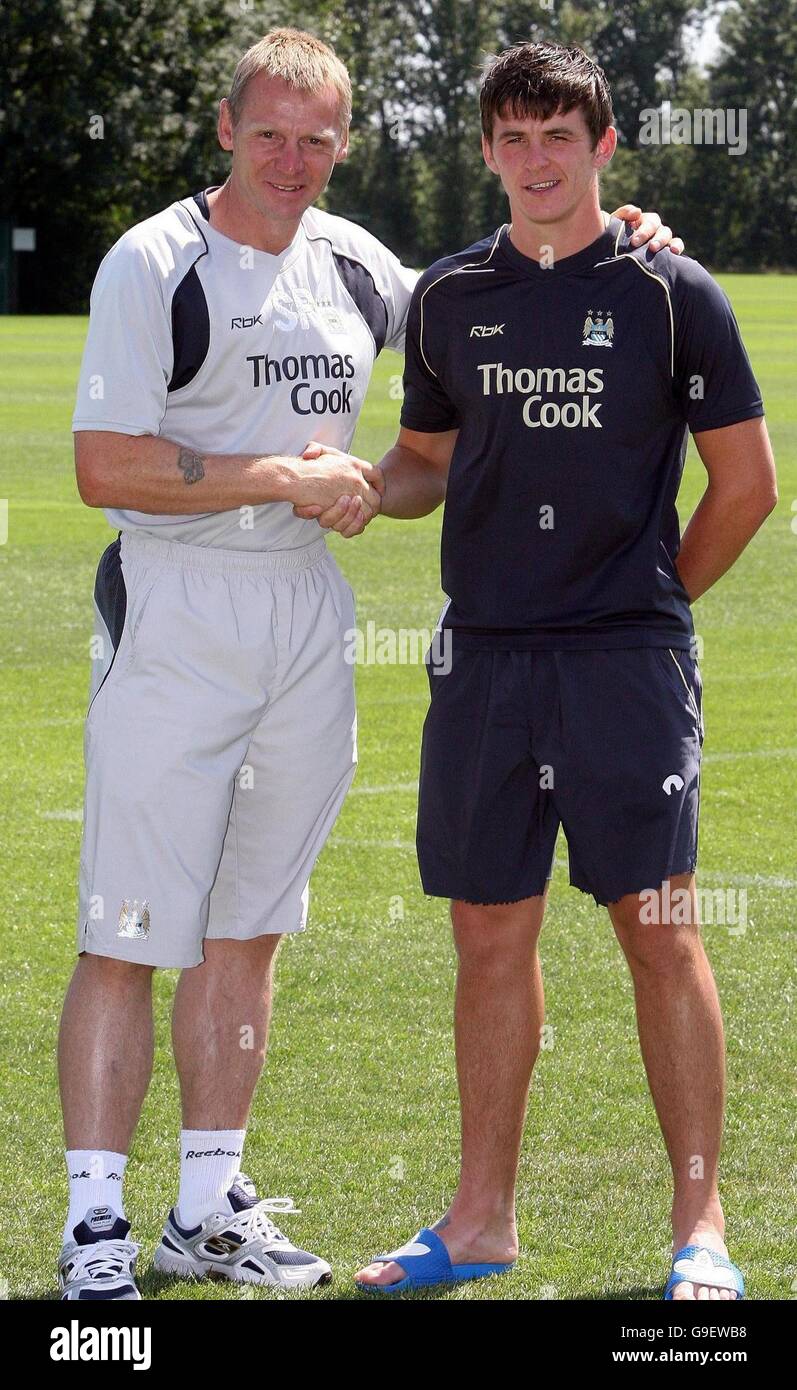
left=1, top=0, right=233, bottom=310
left=494, top=1, right=712, bottom=145
left=322, top=0, right=425, bottom=259
left=706, top=0, right=797, bottom=266
left=1, top=0, right=792, bottom=309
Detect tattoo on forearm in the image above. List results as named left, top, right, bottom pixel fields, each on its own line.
left=177, top=446, right=205, bottom=485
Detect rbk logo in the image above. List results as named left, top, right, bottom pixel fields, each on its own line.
left=231, top=315, right=263, bottom=329
left=203, top=1233, right=243, bottom=1256
left=470, top=323, right=504, bottom=337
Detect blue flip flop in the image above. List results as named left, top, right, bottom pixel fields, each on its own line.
left=664, top=1244, right=745, bottom=1300
left=355, top=1227, right=515, bottom=1294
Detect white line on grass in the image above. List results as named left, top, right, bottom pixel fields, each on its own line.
left=707, top=670, right=796, bottom=683
left=699, top=871, right=797, bottom=890
left=552, top=856, right=796, bottom=890
left=36, top=810, right=797, bottom=890
left=32, top=716, right=85, bottom=727
left=327, top=838, right=797, bottom=889
left=329, top=836, right=416, bottom=851
left=703, top=747, right=797, bottom=762
left=350, top=782, right=419, bottom=795
left=348, top=750, right=797, bottom=793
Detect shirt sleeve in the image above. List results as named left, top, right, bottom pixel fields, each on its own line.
left=399, top=275, right=460, bottom=433
left=72, top=234, right=174, bottom=436
left=672, top=263, right=764, bottom=433
left=377, top=246, right=419, bottom=354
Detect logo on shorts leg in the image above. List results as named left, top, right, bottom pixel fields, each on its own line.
left=662, top=774, right=685, bottom=796
left=117, top=898, right=151, bottom=940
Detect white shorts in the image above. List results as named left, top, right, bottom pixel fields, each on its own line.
left=77, top=530, right=357, bottom=968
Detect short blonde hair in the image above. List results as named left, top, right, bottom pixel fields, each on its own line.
left=227, top=28, right=352, bottom=131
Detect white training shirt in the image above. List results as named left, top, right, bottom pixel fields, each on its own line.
left=72, top=188, right=418, bottom=549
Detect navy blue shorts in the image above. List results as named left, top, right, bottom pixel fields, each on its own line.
left=416, top=645, right=704, bottom=907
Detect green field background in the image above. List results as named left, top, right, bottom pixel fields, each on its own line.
left=0, top=276, right=794, bottom=1299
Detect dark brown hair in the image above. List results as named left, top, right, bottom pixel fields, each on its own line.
left=480, top=41, right=613, bottom=148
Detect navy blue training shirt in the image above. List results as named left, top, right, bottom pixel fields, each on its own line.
left=401, top=218, right=764, bottom=649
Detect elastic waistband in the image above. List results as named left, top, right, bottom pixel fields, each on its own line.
left=119, top=530, right=330, bottom=574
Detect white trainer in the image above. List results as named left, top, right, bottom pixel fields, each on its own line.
left=153, top=1173, right=332, bottom=1290
left=59, top=1205, right=141, bottom=1300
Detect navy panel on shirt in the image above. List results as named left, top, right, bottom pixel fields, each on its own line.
left=169, top=260, right=211, bottom=391
left=401, top=219, right=763, bottom=649
left=331, top=251, right=389, bottom=354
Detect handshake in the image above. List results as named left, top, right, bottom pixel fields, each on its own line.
left=290, top=440, right=385, bottom=539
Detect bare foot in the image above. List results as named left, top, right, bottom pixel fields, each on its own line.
left=355, top=1216, right=518, bottom=1289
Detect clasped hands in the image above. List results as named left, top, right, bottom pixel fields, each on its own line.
left=291, top=440, right=385, bottom=538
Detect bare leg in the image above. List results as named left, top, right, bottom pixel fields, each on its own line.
left=357, top=894, right=546, bottom=1286
left=172, top=935, right=282, bottom=1129
left=58, top=955, right=155, bottom=1152
left=609, top=874, right=736, bottom=1300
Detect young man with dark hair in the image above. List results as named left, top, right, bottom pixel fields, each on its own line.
left=340, top=42, right=776, bottom=1297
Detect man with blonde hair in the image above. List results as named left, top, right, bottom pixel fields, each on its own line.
left=60, top=26, right=680, bottom=1299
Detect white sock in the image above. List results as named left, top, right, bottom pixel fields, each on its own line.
left=64, top=1149, right=127, bottom=1243
left=176, top=1129, right=246, bottom=1228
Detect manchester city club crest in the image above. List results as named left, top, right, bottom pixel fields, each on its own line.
left=117, top=898, right=151, bottom=940
left=318, top=297, right=346, bottom=333
left=582, top=309, right=614, bottom=347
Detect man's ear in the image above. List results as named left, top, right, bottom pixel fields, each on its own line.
left=218, top=97, right=234, bottom=153
left=335, top=128, right=350, bottom=165
left=482, top=132, right=499, bottom=176
left=593, top=125, right=617, bottom=171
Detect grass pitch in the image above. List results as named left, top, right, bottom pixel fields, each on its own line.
left=0, top=275, right=794, bottom=1300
